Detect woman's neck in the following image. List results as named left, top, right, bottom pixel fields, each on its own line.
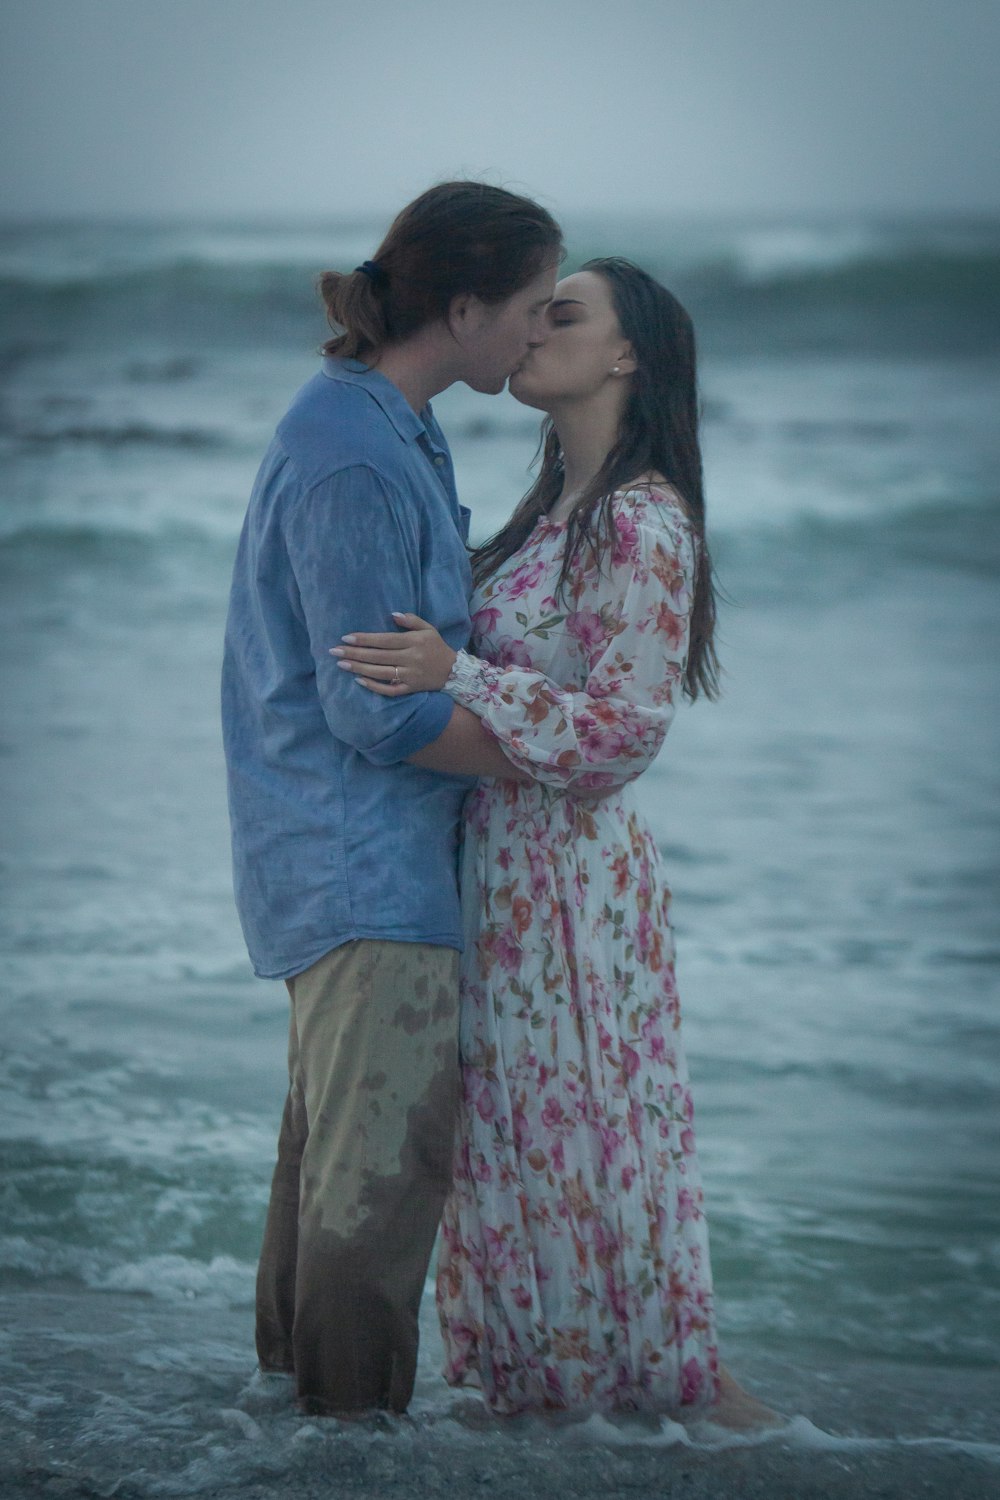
left=548, top=394, right=624, bottom=516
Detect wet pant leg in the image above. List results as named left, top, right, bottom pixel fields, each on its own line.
left=254, top=938, right=459, bottom=1413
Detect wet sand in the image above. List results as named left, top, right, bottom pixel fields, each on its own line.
left=1, top=1287, right=997, bottom=1499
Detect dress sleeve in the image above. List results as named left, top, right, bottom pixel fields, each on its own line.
left=444, top=503, right=697, bottom=791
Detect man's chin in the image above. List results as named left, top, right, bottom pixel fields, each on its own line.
left=465, top=374, right=507, bottom=396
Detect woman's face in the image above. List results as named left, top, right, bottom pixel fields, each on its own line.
left=508, top=270, right=630, bottom=410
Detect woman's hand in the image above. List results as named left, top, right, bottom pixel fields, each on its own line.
left=330, top=611, right=457, bottom=696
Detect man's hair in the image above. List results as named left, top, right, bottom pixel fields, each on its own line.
left=319, top=181, right=562, bottom=359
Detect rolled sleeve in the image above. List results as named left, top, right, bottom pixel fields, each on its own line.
left=283, top=463, right=453, bottom=765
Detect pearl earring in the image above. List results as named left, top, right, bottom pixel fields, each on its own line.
left=611, top=366, right=620, bottom=375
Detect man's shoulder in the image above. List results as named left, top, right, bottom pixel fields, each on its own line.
left=275, top=366, right=409, bottom=493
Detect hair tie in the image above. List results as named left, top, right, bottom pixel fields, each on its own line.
left=354, top=259, right=389, bottom=289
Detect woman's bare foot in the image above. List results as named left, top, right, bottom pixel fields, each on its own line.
left=701, top=1365, right=786, bottom=1432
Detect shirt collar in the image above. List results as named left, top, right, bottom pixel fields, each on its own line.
left=321, top=356, right=429, bottom=445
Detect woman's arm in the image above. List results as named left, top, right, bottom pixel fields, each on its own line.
left=335, top=506, right=697, bottom=793
left=407, top=702, right=532, bottom=781
left=437, top=513, right=696, bottom=791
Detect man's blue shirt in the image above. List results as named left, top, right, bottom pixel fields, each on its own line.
left=222, top=358, right=474, bottom=979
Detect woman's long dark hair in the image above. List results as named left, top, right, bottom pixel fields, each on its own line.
left=319, top=181, right=562, bottom=360
left=471, top=257, right=720, bottom=701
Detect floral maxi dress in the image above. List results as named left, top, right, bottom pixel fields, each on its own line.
left=435, top=485, right=720, bottom=1415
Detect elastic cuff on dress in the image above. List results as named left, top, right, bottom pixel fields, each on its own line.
left=443, top=648, right=488, bottom=706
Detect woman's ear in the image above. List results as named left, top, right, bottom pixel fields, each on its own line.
left=614, top=343, right=639, bottom=376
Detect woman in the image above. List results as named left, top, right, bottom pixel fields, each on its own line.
left=335, top=259, right=771, bottom=1425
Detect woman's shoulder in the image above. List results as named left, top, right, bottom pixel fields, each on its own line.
left=611, top=475, right=693, bottom=534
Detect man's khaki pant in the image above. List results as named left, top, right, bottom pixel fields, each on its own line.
left=255, top=938, right=460, bottom=1414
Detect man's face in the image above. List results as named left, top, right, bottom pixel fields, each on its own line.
left=455, top=262, right=558, bottom=395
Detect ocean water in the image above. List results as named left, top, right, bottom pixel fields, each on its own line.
left=1, top=215, right=999, bottom=1488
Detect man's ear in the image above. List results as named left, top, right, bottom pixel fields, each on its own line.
left=447, top=292, right=486, bottom=344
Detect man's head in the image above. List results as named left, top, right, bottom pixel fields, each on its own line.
left=320, top=181, right=562, bottom=391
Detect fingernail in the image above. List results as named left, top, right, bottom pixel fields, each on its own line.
left=329, top=647, right=344, bottom=655
left=341, top=634, right=357, bottom=644
left=391, top=611, right=405, bottom=618
left=336, top=660, right=351, bottom=670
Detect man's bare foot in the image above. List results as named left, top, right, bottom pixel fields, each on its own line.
left=701, top=1366, right=786, bottom=1433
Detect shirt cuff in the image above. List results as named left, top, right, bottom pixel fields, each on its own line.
left=363, top=689, right=454, bottom=766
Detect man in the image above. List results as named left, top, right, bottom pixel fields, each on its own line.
left=222, top=182, right=561, bottom=1415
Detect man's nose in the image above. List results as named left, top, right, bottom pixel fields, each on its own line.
left=527, top=319, right=550, bottom=347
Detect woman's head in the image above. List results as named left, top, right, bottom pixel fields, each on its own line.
left=319, top=181, right=562, bottom=383
left=473, top=257, right=720, bottom=701
left=510, top=259, right=699, bottom=469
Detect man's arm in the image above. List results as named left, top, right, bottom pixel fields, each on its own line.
left=407, top=703, right=533, bottom=780
left=284, top=464, right=456, bottom=765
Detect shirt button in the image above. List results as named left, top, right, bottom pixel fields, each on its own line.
left=433, top=455, right=445, bottom=466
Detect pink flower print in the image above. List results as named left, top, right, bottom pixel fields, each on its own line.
left=512, top=1283, right=533, bottom=1310
left=610, top=852, right=630, bottom=897
left=680, top=1357, right=704, bottom=1405
left=651, top=542, right=686, bottom=596
left=471, top=604, right=502, bottom=635
left=574, top=770, right=619, bottom=792
left=511, top=895, right=533, bottom=937
left=655, top=602, right=685, bottom=648
left=528, top=846, right=549, bottom=901
left=579, top=720, right=628, bottom=761
left=512, top=1101, right=532, bottom=1152
left=599, top=1122, right=624, bottom=1169
left=605, top=1275, right=629, bottom=1327
left=566, top=609, right=606, bottom=653
left=621, top=1163, right=637, bottom=1192
left=673, top=1085, right=694, bottom=1122
left=541, top=1095, right=565, bottom=1132
left=647, top=1032, right=667, bottom=1065
left=597, top=1022, right=614, bottom=1055
left=475, top=1082, right=496, bottom=1124
left=620, top=1043, right=641, bottom=1079
left=495, top=928, right=522, bottom=974
left=474, top=1154, right=494, bottom=1183
left=505, top=559, right=546, bottom=600
left=612, top=511, right=640, bottom=567
left=680, top=1127, right=696, bottom=1155
left=676, top=1187, right=696, bottom=1223
left=635, top=910, right=653, bottom=962
left=591, top=697, right=626, bottom=726
left=550, top=1138, right=565, bottom=1173
left=493, top=635, right=534, bottom=669
left=569, top=867, right=587, bottom=911
left=484, top=1224, right=516, bottom=1275
left=466, top=791, right=491, bottom=837
left=497, top=846, right=513, bottom=872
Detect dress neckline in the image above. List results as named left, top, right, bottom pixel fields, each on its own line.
left=535, top=483, right=679, bottom=533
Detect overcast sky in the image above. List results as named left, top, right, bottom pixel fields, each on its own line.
left=2, top=0, right=998, bottom=220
